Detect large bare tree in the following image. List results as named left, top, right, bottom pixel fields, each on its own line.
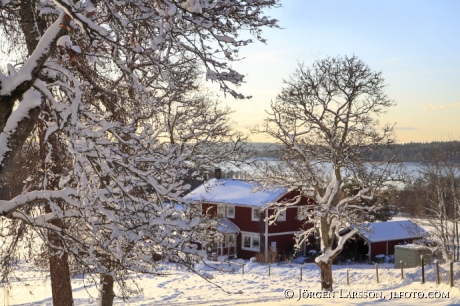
left=0, top=0, right=279, bottom=304
left=254, top=56, right=397, bottom=291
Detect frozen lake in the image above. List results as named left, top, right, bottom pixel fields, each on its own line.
left=219, top=160, right=430, bottom=191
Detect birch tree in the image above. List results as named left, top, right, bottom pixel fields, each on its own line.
left=254, top=56, right=397, bottom=291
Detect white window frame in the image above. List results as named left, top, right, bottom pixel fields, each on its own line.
left=252, top=208, right=260, bottom=221
left=226, top=205, right=235, bottom=218
left=217, top=204, right=225, bottom=217
left=242, top=233, right=260, bottom=251
left=196, top=203, right=202, bottom=215
left=298, top=206, right=308, bottom=220
left=276, top=209, right=286, bottom=221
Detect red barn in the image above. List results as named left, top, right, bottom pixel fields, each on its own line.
left=184, top=177, right=314, bottom=260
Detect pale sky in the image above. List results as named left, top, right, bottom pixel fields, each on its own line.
left=215, top=0, right=460, bottom=144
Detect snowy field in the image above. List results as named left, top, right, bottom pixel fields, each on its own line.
left=4, top=259, right=460, bottom=305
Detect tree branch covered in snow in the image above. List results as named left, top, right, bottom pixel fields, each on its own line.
left=0, top=0, right=280, bottom=173
left=0, top=0, right=279, bottom=302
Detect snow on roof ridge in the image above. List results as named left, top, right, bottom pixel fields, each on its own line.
left=184, top=178, right=288, bottom=207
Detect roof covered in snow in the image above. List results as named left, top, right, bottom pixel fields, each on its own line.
left=216, top=218, right=240, bottom=234
left=184, top=179, right=287, bottom=207
left=358, top=220, right=429, bottom=243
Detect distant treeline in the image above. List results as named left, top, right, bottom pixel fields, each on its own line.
left=248, top=141, right=460, bottom=164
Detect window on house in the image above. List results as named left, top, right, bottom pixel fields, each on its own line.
left=252, top=208, right=260, bottom=221
left=243, top=235, right=251, bottom=249
left=276, top=209, right=286, bottom=221
left=242, top=234, right=260, bottom=251
left=226, top=205, right=235, bottom=218
left=217, top=205, right=225, bottom=217
left=226, top=234, right=235, bottom=246
left=298, top=206, right=308, bottom=220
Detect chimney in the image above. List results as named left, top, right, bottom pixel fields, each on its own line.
left=215, top=168, right=222, bottom=179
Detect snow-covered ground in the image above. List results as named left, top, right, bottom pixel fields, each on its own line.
left=4, top=216, right=459, bottom=305
left=4, top=258, right=460, bottom=305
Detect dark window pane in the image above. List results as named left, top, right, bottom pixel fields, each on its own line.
left=243, top=236, right=251, bottom=248
left=252, top=236, right=260, bottom=248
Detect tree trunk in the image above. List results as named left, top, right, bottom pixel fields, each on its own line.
left=39, top=110, right=74, bottom=306
left=46, top=218, right=74, bottom=306
left=43, top=205, right=73, bottom=305
left=100, top=274, right=115, bottom=306
left=318, top=260, right=333, bottom=291
left=454, top=220, right=459, bottom=261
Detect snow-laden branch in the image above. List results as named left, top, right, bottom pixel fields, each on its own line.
left=315, top=228, right=358, bottom=264
left=0, top=11, right=64, bottom=96
left=0, top=88, right=42, bottom=165
left=0, top=188, right=79, bottom=215
left=11, top=210, right=80, bottom=229
left=0, top=0, right=280, bottom=296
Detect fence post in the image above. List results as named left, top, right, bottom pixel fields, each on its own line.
left=400, top=261, right=404, bottom=279
left=347, top=269, right=349, bottom=285
left=269, top=263, right=271, bottom=277
left=376, top=263, right=379, bottom=283
left=421, top=256, right=425, bottom=284
left=242, top=264, right=244, bottom=277
left=450, top=261, right=454, bottom=287
left=436, top=261, right=440, bottom=285
left=300, top=266, right=302, bottom=281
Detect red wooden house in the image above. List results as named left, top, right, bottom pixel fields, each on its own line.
left=184, top=175, right=314, bottom=260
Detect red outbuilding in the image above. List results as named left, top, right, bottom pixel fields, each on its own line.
left=342, top=220, right=429, bottom=262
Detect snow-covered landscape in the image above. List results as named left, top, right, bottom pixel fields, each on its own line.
left=3, top=218, right=460, bottom=306
left=1, top=0, right=460, bottom=305
left=4, top=254, right=460, bottom=305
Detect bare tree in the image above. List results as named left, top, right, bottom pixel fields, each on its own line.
left=406, top=142, right=460, bottom=261
left=153, top=63, right=251, bottom=175
left=253, top=56, right=397, bottom=291
left=0, top=1, right=279, bottom=304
